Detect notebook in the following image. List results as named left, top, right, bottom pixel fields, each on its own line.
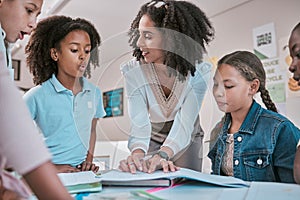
left=58, top=171, right=102, bottom=194
left=99, top=168, right=250, bottom=188
left=102, top=176, right=183, bottom=187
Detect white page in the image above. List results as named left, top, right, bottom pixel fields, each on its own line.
left=58, top=171, right=101, bottom=186
left=99, top=168, right=249, bottom=188
left=245, top=181, right=300, bottom=200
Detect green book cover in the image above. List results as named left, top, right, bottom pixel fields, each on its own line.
left=58, top=171, right=102, bottom=194
left=66, top=182, right=102, bottom=194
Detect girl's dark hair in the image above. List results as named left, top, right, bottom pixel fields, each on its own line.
left=129, top=0, right=214, bottom=81
left=25, top=15, right=101, bottom=85
left=217, top=51, right=277, bottom=113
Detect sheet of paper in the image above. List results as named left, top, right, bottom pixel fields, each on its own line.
left=245, top=181, right=300, bottom=200
left=152, top=181, right=249, bottom=200
left=99, top=168, right=249, bottom=188
left=58, top=171, right=101, bottom=186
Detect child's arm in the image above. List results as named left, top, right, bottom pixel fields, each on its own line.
left=77, top=118, right=99, bottom=173
left=55, top=164, right=80, bottom=173
left=87, top=118, right=98, bottom=162
left=24, top=161, right=73, bottom=200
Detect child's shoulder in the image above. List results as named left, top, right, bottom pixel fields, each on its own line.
left=261, top=108, right=294, bottom=125
left=23, top=83, right=47, bottom=100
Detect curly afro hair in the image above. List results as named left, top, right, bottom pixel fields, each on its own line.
left=26, top=15, right=101, bottom=85
left=129, top=0, right=214, bottom=81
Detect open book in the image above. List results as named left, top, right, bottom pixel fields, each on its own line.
left=58, top=171, right=102, bottom=194
left=99, top=168, right=249, bottom=188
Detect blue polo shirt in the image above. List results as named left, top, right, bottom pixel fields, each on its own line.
left=23, top=74, right=106, bottom=166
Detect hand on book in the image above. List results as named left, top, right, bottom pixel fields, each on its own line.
left=55, top=164, right=80, bottom=173
left=147, top=154, right=180, bottom=174
left=118, top=150, right=147, bottom=174
left=118, top=149, right=180, bottom=174
left=76, top=161, right=99, bottom=173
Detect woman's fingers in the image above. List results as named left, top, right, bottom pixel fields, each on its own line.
left=118, top=159, right=130, bottom=172
left=127, top=155, right=138, bottom=173
left=160, top=159, right=169, bottom=172
left=132, top=156, right=143, bottom=171
left=141, top=159, right=149, bottom=173
left=147, top=156, right=179, bottom=173
left=119, top=153, right=180, bottom=174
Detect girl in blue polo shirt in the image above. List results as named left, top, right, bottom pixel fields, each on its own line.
left=23, top=15, right=106, bottom=173
left=208, top=51, right=300, bottom=183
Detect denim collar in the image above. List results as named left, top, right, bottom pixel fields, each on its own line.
left=223, top=100, right=262, bottom=135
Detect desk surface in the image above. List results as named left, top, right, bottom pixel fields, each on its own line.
left=73, top=180, right=300, bottom=200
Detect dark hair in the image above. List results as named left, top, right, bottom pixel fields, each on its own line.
left=129, top=0, right=214, bottom=81
left=217, top=51, right=277, bottom=113
left=25, top=15, right=101, bottom=85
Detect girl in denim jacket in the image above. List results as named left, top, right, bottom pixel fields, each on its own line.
left=208, top=51, right=300, bottom=183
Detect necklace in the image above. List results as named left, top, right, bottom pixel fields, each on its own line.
left=151, top=63, right=175, bottom=95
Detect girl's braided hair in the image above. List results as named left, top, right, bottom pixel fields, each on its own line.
left=218, top=51, right=277, bottom=112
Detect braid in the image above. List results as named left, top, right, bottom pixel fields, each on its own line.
left=128, top=0, right=214, bottom=81
left=260, top=86, right=278, bottom=113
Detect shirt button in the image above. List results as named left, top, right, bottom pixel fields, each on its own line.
left=237, top=136, right=242, bottom=142
left=234, top=160, right=239, bottom=165
left=257, top=158, right=263, bottom=165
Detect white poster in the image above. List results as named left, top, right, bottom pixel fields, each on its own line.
left=262, top=58, right=286, bottom=104
left=253, top=22, right=277, bottom=60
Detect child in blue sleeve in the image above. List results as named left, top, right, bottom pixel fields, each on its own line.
left=23, top=15, right=106, bottom=173
left=208, top=51, right=300, bottom=183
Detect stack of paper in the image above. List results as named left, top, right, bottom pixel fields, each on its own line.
left=58, top=171, right=102, bottom=194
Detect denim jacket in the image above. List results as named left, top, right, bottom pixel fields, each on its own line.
left=208, top=100, right=300, bottom=183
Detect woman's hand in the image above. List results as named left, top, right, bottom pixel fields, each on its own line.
left=118, top=149, right=147, bottom=173
left=55, top=164, right=80, bottom=173
left=77, top=161, right=99, bottom=173
left=118, top=148, right=180, bottom=174
left=147, top=154, right=180, bottom=173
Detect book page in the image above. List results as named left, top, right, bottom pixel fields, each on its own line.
left=58, top=171, right=101, bottom=186
left=245, top=181, right=300, bottom=200
left=99, top=168, right=249, bottom=188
